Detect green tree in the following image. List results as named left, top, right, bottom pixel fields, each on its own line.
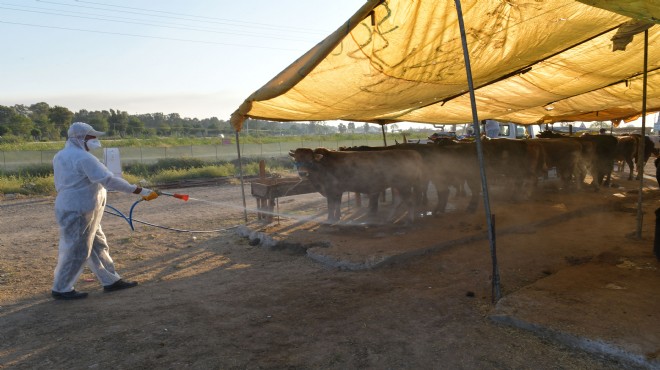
left=363, top=122, right=370, bottom=133
left=348, top=122, right=355, bottom=133
left=0, top=105, right=13, bottom=122
left=30, top=102, right=56, bottom=139
left=48, top=106, right=74, bottom=134
left=30, top=128, right=42, bottom=141
left=338, top=122, right=347, bottom=133
left=13, top=104, right=29, bottom=117
left=8, top=114, right=32, bottom=137
left=108, top=109, right=129, bottom=136
left=206, top=121, right=220, bottom=136
left=126, top=117, right=145, bottom=136
left=589, top=121, right=610, bottom=130
left=157, top=122, right=171, bottom=136
left=87, top=111, right=110, bottom=133
left=308, top=122, right=317, bottom=135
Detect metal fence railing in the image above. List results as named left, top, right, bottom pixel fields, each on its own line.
left=1, top=138, right=388, bottom=170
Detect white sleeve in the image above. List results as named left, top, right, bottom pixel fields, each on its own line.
left=80, top=153, right=138, bottom=194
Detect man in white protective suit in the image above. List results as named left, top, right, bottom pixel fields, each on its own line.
left=51, top=122, right=159, bottom=300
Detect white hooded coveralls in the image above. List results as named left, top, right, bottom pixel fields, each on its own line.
left=52, top=124, right=138, bottom=293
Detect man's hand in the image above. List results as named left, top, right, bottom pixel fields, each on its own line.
left=140, top=188, right=159, bottom=201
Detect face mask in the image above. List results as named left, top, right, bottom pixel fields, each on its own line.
left=85, top=139, right=102, bottom=150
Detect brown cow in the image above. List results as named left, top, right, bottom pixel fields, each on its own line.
left=614, top=135, right=636, bottom=180
left=482, top=138, right=541, bottom=198
left=577, top=134, right=617, bottom=188
left=534, top=138, right=585, bottom=190
left=289, top=148, right=423, bottom=224
left=339, top=142, right=478, bottom=215
left=630, top=134, right=657, bottom=179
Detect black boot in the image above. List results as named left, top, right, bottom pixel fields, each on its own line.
left=103, top=279, right=138, bottom=292
left=52, top=290, right=88, bottom=300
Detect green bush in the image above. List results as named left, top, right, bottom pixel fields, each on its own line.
left=0, top=174, right=56, bottom=195
left=150, top=164, right=235, bottom=183
left=22, top=175, right=56, bottom=195
left=0, top=164, right=54, bottom=178
left=0, top=176, right=24, bottom=194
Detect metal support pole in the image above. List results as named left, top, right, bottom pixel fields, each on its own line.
left=235, top=131, right=248, bottom=222
left=381, top=124, right=388, bottom=146
left=454, top=0, right=501, bottom=302
left=636, top=30, right=649, bottom=239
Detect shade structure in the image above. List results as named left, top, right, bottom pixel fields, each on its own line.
left=230, top=0, right=659, bottom=131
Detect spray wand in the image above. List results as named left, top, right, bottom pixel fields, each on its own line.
left=157, top=190, right=189, bottom=201
left=106, top=189, right=190, bottom=231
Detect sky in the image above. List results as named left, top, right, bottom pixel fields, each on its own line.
left=1, top=1, right=656, bottom=131
left=0, top=0, right=365, bottom=121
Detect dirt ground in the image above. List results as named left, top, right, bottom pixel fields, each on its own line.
left=1, top=163, right=659, bottom=369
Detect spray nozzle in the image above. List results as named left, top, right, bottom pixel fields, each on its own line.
left=156, top=190, right=189, bottom=201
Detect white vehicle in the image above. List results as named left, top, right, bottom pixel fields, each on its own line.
left=490, top=122, right=540, bottom=139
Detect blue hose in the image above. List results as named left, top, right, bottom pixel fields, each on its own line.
left=105, top=199, right=143, bottom=231
left=104, top=199, right=232, bottom=233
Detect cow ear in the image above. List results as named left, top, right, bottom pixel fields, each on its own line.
left=314, top=153, right=324, bottom=161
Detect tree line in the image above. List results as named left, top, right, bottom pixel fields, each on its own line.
left=0, top=102, right=402, bottom=142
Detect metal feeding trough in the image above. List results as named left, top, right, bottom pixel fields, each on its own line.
left=250, top=176, right=317, bottom=221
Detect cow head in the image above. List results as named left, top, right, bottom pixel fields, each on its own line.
left=289, top=148, right=322, bottom=177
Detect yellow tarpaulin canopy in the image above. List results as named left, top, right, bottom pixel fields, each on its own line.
left=230, top=0, right=659, bottom=131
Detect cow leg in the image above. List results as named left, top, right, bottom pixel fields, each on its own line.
left=327, top=193, right=342, bottom=222
left=368, top=194, right=380, bottom=216
left=386, top=187, right=415, bottom=224
left=419, top=180, right=430, bottom=214
left=434, top=188, right=450, bottom=215
left=558, top=167, right=573, bottom=191
left=635, top=159, right=646, bottom=180
left=385, top=192, right=401, bottom=223
left=626, top=158, right=634, bottom=180
left=465, top=180, right=479, bottom=213
left=466, top=193, right=479, bottom=213
left=404, top=188, right=416, bottom=225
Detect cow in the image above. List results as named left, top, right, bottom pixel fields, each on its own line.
left=536, top=130, right=570, bottom=139
left=339, top=142, right=483, bottom=215
left=577, top=134, right=617, bottom=189
left=656, top=157, right=660, bottom=187
left=524, top=140, right=549, bottom=185
left=341, top=142, right=481, bottom=215
left=482, top=138, right=541, bottom=198
left=614, top=135, right=637, bottom=180
left=427, top=142, right=482, bottom=214
left=289, top=148, right=423, bottom=224
left=629, top=134, right=658, bottom=179
left=534, top=138, right=585, bottom=190
left=338, top=144, right=430, bottom=213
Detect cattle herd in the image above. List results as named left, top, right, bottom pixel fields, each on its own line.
left=289, top=131, right=658, bottom=224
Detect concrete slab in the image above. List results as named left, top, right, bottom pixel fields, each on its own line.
left=491, top=261, right=660, bottom=369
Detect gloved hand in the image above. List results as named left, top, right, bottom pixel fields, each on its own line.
left=139, top=188, right=159, bottom=201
